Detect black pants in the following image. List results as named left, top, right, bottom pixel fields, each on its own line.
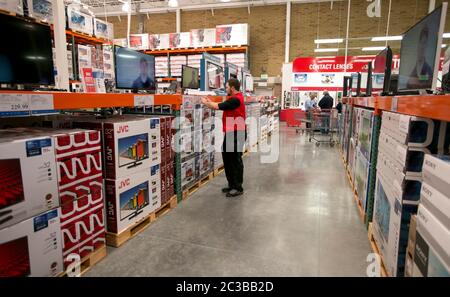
left=222, top=131, right=246, bottom=192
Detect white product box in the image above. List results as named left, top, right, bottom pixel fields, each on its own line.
left=422, top=154, right=450, bottom=196
left=27, top=0, right=52, bottom=23
left=129, top=34, right=149, bottom=50
left=113, top=38, right=127, bottom=47
left=214, top=151, right=223, bottom=169
left=420, top=182, right=450, bottom=229
left=372, top=171, right=419, bottom=276
left=155, top=56, right=169, bottom=77
left=0, top=208, right=63, bottom=277
left=181, top=156, right=196, bottom=188
left=94, top=18, right=114, bottom=40
left=356, top=109, right=374, bottom=161
left=199, top=153, right=211, bottom=177
left=104, top=170, right=153, bottom=234
left=191, top=28, right=216, bottom=48
left=0, top=131, right=59, bottom=229
left=413, top=205, right=450, bottom=276
left=0, top=0, right=23, bottom=15
left=150, top=164, right=161, bottom=212
left=149, top=34, right=160, bottom=50
left=216, top=24, right=249, bottom=46
left=169, top=32, right=191, bottom=48
left=354, top=147, right=370, bottom=212
left=157, top=34, right=170, bottom=50
left=67, top=5, right=93, bottom=36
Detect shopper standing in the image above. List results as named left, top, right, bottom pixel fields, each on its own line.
left=201, top=78, right=246, bottom=197
left=304, top=92, right=318, bottom=129
left=318, top=90, right=334, bottom=110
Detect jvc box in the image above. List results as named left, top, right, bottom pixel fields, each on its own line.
left=150, top=165, right=161, bottom=211
left=0, top=208, right=63, bottom=277
left=0, top=130, right=59, bottom=229
left=105, top=170, right=153, bottom=234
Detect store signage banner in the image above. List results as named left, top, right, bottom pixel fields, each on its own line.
left=216, top=24, right=248, bottom=46
left=67, top=6, right=93, bottom=36
left=191, top=28, right=216, bottom=48
left=292, top=56, right=374, bottom=73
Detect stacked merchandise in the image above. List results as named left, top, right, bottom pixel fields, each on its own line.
left=213, top=109, right=224, bottom=171
left=103, top=45, right=115, bottom=80
left=213, top=54, right=225, bottom=68
left=26, top=0, right=53, bottom=23
left=225, top=53, right=247, bottom=69
left=353, top=108, right=374, bottom=212
left=406, top=154, right=450, bottom=276
left=0, top=130, right=63, bottom=277
left=155, top=56, right=169, bottom=78
left=199, top=106, right=215, bottom=179
left=0, top=0, right=23, bottom=15
left=73, top=116, right=162, bottom=235
left=170, top=56, right=187, bottom=77
left=67, top=5, right=93, bottom=36
left=347, top=106, right=359, bottom=181
left=245, top=102, right=261, bottom=150
left=341, top=104, right=353, bottom=163
left=372, top=111, right=450, bottom=276
left=67, top=47, right=74, bottom=81
left=188, top=55, right=202, bottom=69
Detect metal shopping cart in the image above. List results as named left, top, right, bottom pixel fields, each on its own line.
left=309, top=109, right=337, bottom=147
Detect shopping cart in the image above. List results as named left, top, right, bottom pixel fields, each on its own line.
left=309, top=109, right=337, bottom=147
left=290, top=110, right=309, bottom=134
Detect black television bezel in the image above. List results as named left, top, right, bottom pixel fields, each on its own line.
left=371, top=46, right=393, bottom=96
left=0, top=14, right=55, bottom=86
left=181, top=65, right=199, bottom=89
left=343, top=76, right=350, bottom=97
left=113, top=45, right=156, bottom=92
left=366, top=62, right=373, bottom=97
left=351, top=73, right=361, bottom=97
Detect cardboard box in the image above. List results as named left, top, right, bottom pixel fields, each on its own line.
left=181, top=155, right=197, bottom=188
left=199, top=153, right=211, bottom=177
left=104, top=170, right=153, bottom=234
left=407, top=215, right=417, bottom=259
left=372, top=172, right=419, bottom=277
left=150, top=165, right=161, bottom=211
left=160, top=161, right=167, bottom=204
left=169, top=161, right=175, bottom=198
left=0, top=208, right=63, bottom=277
left=75, top=116, right=159, bottom=179
left=357, top=109, right=374, bottom=161
left=0, top=0, right=23, bottom=15
left=422, top=154, right=450, bottom=197
left=354, top=147, right=370, bottom=212
left=420, top=182, right=450, bottom=230
left=413, top=205, right=450, bottom=276
left=0, top=130, right=59, bottom=229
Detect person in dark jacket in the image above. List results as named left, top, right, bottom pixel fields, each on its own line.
left=318, top=91, right=334, bottom=110
left=336, top=98, right=343, bottom=114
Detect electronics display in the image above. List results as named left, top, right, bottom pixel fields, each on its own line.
left=114, top=46, right=156, bottom=91
left=366, top=62, right=373, bottom=96
left=182, top=65, right=199, bottom=89
left=0, top=13, right=54, bottom=85
left=207, top=63, right=224, bottom=90
left=120, top=181, right=149, bottom=221
left=94, top=18, right=114, bottom=40
left=0, top=0, right=23, bottom=15
left=343, top=76, right=351, bottom=97
left=67, top=5, right=93, bottom=36
left=351, top=73, right=361, bottom=97
left=398, top=4, right=447, bottom=91
left=371, top=47, right=393, bottom=95
left=27, top=0, right=53, bottom=23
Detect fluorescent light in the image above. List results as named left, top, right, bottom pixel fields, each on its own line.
left=314, top=48, right=339, bottom=53
left=220, top=0, right=231, bottom=2
left=443, top=33, right=450, bottom=38
left=121, top=1, right=130, bottom=12
left=362, top=46, right=386, bottom=51
left=314, top=38, right=344, bottom=44
left=371, top=35, right=403, bottom=41
left=168, top=0, right=179, bottom=7
left=442, top=44, right=447, bottom=48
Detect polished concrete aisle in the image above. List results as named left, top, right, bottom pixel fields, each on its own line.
left=86, top=123, right=371, bottom=277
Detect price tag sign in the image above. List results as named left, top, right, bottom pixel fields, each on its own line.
left=0, top=93, right=30, bottom=116
left=134, top=95, right=154, bottom=107
left=29, top=94, right=54, bottom=111
left=391, top=97, right=398, bottom=112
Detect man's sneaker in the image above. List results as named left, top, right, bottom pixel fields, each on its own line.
left=222, top=187, right=232, bottom=193
left=226, top=189, right=243, bottom=197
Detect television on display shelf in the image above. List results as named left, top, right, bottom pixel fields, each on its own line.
left=0, top=13, right=54, bottom=86
left=398, top=3, right=447, bottom=92
left=207, top=62, right=224, bottom=90
left=343, top=76, right=351, bottom=97
left=350, top=73, right=361, bottom=97
left=366, top=62, right=373, bottom=97
left=114, top=46, right=156, bottom=92
left=181, top=65, right=199, bottom=90
left=371, top=47, right=393, bottom=96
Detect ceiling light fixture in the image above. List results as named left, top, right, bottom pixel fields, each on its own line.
left=314, top=38, right=344, bottom=44
left=314, top=48, right=339, bottom=53
left=362, top=46, right=386, bottom=51
left=371, top=35, right=403, bottom=41
left=220, top=0, right=232, bottom=2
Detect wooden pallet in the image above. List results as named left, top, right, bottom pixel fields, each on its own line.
left=60, top=244, right=107, bottom=277
left=214, top=165, right=224, bottom=176
left=152, top=195, right=178, bottom=220
left=200, top=172, right=213, bottom=187
left=352, top=187, right=366, bottom=223
left=182, top=173, right=213, bottom=200
left=367, top=223, right=389, bottom=277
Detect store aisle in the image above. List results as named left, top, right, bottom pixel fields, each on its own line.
left=86, top=123, right=371, bottom=277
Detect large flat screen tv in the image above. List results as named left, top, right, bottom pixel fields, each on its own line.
left=372, top=47, right=393, bottom=95
left=0, top=13, right=54, bottom=85
left=182, top=65, right=199, bottom=89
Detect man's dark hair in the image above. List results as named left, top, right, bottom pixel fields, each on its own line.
left=227, top=78, right=240, bottom=91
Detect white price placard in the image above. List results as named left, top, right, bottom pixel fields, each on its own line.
left=29, top=94, right=54, bottom=111
left=134, top=95, right=154, bottom=107
left=0, top=93, right=30, bottom=112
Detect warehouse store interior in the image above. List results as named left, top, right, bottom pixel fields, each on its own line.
left=0, top=0, right=449, bottom=279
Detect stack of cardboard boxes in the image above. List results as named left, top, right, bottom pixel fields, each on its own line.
left=372, top=111, right=450, bottom=276
left=405, top=154, right=450, bottom=276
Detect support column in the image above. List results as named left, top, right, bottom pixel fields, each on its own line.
left=176, top=9, right=181, bottom=33
left=284, top=0, right=291, bottom=63
left=429, top=0, right=436, bottom=12
left=52, top=0, right=69, bottom=91
left=344, top=0, right=351, bottom=75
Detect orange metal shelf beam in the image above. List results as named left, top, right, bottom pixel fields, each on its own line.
left=65, top=29, right=110, bottom=45
left=144, top=46, right=248, bottom=55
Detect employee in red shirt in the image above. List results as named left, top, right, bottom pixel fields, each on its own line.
left=202, top=78, right=246, bottom=197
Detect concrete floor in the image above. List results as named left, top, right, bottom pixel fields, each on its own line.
left=86, top=123, right=372, bottom=277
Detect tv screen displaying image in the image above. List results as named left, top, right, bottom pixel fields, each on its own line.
left=371, top=47, right=393, bottom=95
left=118, top=133, right=149, bottom=168
left=120, top=181, right=149, bottom=221
left=182, top=65, right=199, bottom=89
left=207, top=63, right=224, bottom=90
left=0, top=236, right=31, bottom=277
left=114, top=46, right=156, bottom=90
left=0, top=13, right=54, bottom=85
left=0, top=159, right=24, bottom=210
left=398, top=5, right=447, bottom=91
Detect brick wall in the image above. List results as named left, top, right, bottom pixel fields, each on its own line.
left=108, top=0, right=450, bottom=76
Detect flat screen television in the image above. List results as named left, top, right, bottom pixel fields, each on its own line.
left=351, top=73, right=361, bottom=97
left=118, top=133, right=149, bottom=168
left=398, top=4, right=447, bottom=91
left=372, top=47, right=393, bottom=95
left=181, top=65, right=199, bottom=89
left=114, top=46, right=156, bottom=91
left=343, top=76, right=351, bottom=97
left=366, top=62, right=373, bottom=96
left=207, top=62, right=224, bottom=90
left=0, top=13, right=54, bottom=86
left=120, top=181, right=149, bottom=221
